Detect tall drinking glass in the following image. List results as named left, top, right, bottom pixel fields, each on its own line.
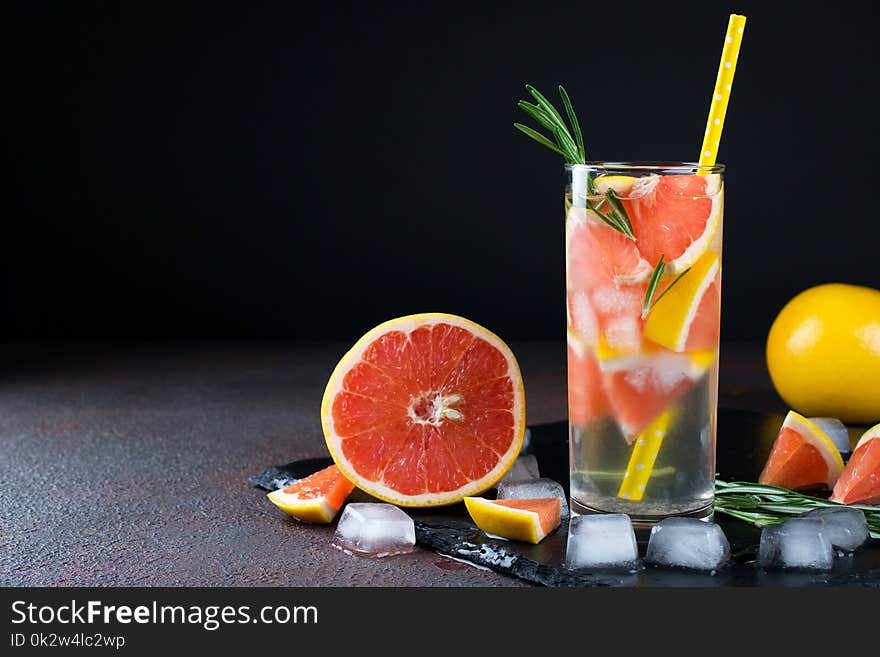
left=566, top=162, right=724, bottom=522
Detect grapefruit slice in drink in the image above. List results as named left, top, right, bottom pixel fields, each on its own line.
left=759, top=411, right=845, bottom=491
left=629, top=174, right=722, bottom=274
left=463, top=496, right=561, bottom=544
left=321, top=313, right=526, bottom=507
left=831, top=422, right=880, bottom=504
left=602, top=348, right=702, bottom=441
left=566, top=206, right=652, bottom=290
left=266, top=465, right=355, bottom=523
left=567, top=329, right=609, bottom=427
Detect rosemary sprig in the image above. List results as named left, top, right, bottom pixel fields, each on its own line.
left=641, top=255, right=690, bottom=319
left=514, top=84, right=584, bottom=164
left=714, top=480, right=880, bottom=539
left=514, top=83, right=632, bottom=236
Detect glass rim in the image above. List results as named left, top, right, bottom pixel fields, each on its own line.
left=565, top=161, right=725, bottom=174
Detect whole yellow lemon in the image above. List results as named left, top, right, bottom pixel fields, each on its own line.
left=766, top=283, right=880, bottom=423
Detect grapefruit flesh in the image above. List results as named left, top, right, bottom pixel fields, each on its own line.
left=566, top=207, right=651, bottom=290
left=463, top=496, right=561, bottom=544
left=758, top=411, right=845, bottom=491
left=831, top=424, right=880, bottom=504
left=322, top=314, right=526, bottom=507
left=629, top=174, right=722, bottom=271
left=266, top=465, right=355, bottom=523
left=567, top=330, right=609, bottom=426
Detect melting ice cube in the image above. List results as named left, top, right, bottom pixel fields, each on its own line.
left=496, top=478, right=569, bottom=519
left=499, top=453, right=540, bottom=485
left=801, top=507, right=868, bottom=552
left=332, top=503, right=416, bottom=558
left=758, top=518, right=833, bottom=571
left=645, top=517, right=730, bottom=572
left=565, top=513, right=639, bottom=570
left=809, top=417, right=851, bottom=454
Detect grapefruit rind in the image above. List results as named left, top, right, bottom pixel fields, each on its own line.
left=854, top=422, right=880, bottom=451
left=463, top=496, right=560, bottom=544
left=267, top=490, right=338, bottom=524
left=321, top=313, right=526, bottom=508
left=762, top=411, right=846, bottom=489
left=782, top=411, right=845, bottom=476
left=831, top=421, right=880, bottom=504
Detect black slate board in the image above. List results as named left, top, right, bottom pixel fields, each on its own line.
left=250, top=408, right=880, bottom=587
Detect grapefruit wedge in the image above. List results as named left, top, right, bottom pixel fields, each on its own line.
left=321, top=313, right=526, bottom=507
left=629, top=174, right=722, bottom=274
left=759, top=411, right=845, bottom=491
left=464, top=496, right=561, bottom=544
left=267, top=465, right=355, bottom=523
left=567, top=329, right=609, bottom=427
left=831, top=422, right=880, bottom=504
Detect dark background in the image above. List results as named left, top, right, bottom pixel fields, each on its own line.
left=8, top=0, right=878, bottom=342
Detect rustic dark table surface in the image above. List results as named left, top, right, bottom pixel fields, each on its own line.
left=0, top=341, right=779, bottom=587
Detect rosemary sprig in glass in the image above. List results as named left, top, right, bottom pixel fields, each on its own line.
left=514, top=83, right=632, bottom=236
left=641, top=256, right=691, bottom=319
left=714, top=480, right=880, bottom=539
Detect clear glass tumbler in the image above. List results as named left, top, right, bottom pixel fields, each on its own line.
left=565, top=162, right=724, bottom=522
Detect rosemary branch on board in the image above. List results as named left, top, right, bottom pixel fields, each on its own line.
left=714, top=480, right=880, bottom=539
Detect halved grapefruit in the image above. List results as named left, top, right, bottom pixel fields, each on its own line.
left=463, top=496, right=561, bottom=544
left=759, top=411, right=845, bottom=491
left=321, top=314, right=526, bottom=507
left=267, top=465, right=355, bottom=523
left=567, top=329, right=609, bottom=427
left=629, top=174, right=722, bottom=274
left=831, top=422, right=880, bottom=504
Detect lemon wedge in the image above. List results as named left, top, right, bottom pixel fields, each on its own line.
left=644, top=252, right=720, bottom=352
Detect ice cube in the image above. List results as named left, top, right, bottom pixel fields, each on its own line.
left=569, top=291, right=599, bottom=345
left=605, top=316, right=642, bottom=352
left=801, top=507, right=868, bottom=551
left=496, top=478, right=569, bottom=519
left=645, top=517, right=730, bottom=571
left=499, top=453, right=540, bottom=484
left=809, top=417, right=851, bottom=454
left=565, top=513, right=639, bottom=570
left=757, top=518, right=833, bottom=571
left=332, top=503, right=415, bottom=558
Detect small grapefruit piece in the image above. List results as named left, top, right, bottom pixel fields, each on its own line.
left=266, top=465, right=355, bottom=523
left=759, top=411, right=845, bottom=491
left=831, top=422, right=880, bottom=504
left=463, top=496, right=561, bottom=544
left=566, top=206, right=652, bottom=290
left=567, top=329, right=609, bottom=427
left=629, top=174, right=722, bottom=273
left=643, top=252, right=721, bottom=352
left=602, top=348, right=703, bottom=440
left=321, top=313, right=526, bottom=507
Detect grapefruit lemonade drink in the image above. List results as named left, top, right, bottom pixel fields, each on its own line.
left=514, top=15, right=745, bottom=521
left=565, top=163, right=723, bottom=519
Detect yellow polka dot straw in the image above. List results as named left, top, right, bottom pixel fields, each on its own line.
left=699, top=14, right=747, bottom=168
left=617, top=411, right=673, bottom=502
